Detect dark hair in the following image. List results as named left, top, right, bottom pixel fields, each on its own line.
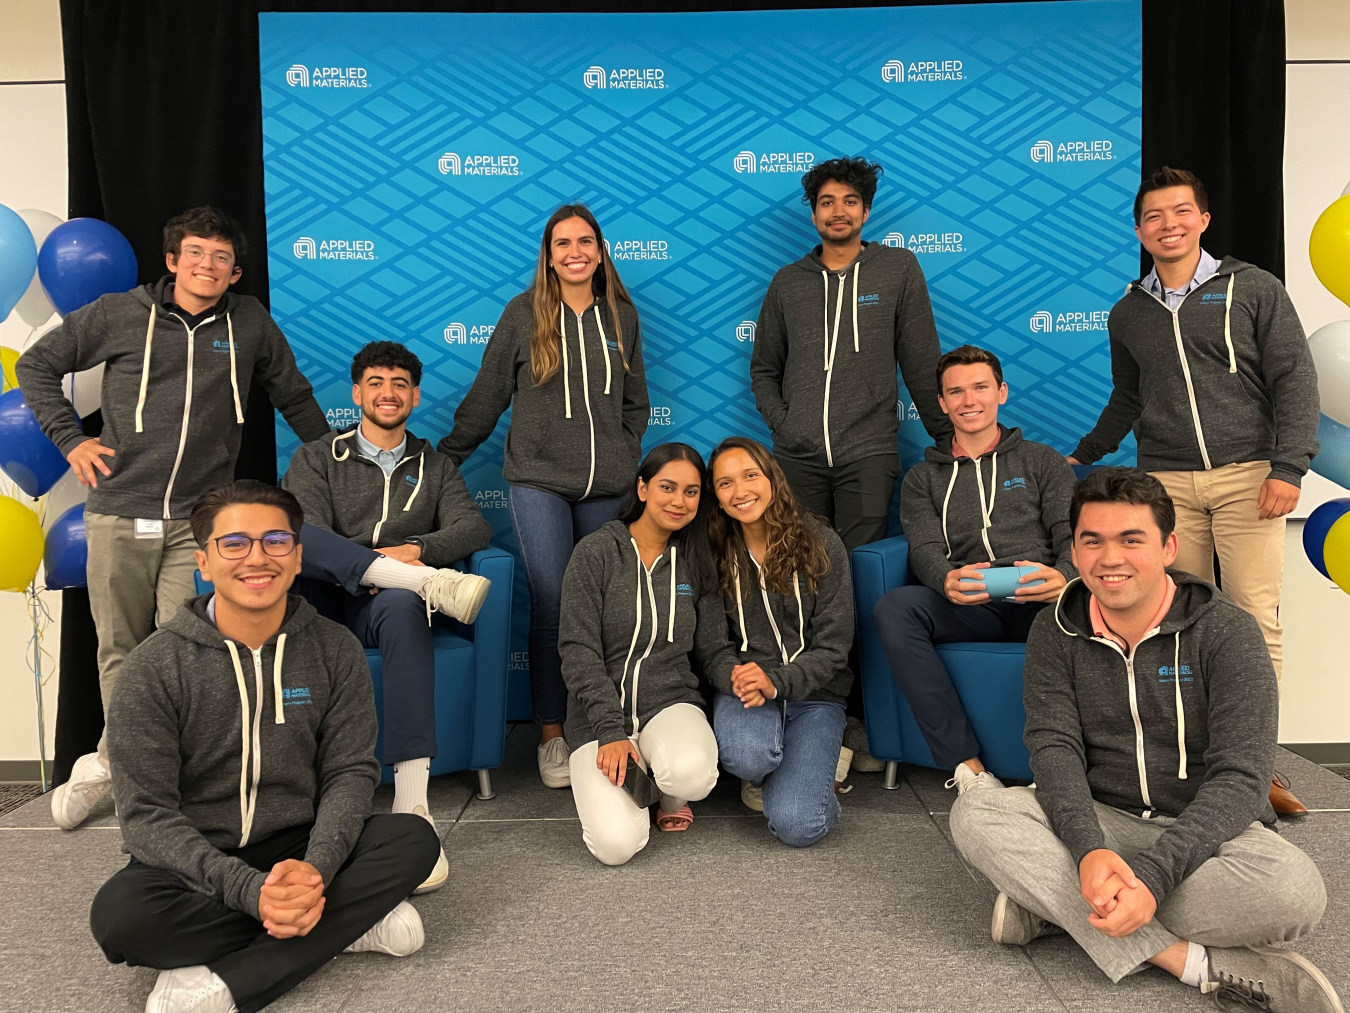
left=163, top=206, right=247, bottom=261
left=1133, top=166, right=1209, bottom=226
left=936, top=344, right=1003, bottom=392
left=707, top=437, right=831, bottom=596
left=190, top=480, right=304, bottom=548
left=617, top=443, right=715, bottom=590
left=801, top=157, right=883, bottom=210
left=1069, top=467, right=1175, bottom=541
left=351, top=340, right=422, bottom=387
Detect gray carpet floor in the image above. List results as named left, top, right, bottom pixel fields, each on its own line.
left=2, top=728, right=1347, bottom=1013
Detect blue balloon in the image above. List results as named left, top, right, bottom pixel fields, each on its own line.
left=1303, top=498, right=1350, bottom=579
left=0, top=203, right=39, bottom=320
left=37, top=217, right=137, bottom=316
left=1312, top=414, right=1350, bottom=490
left=0, top=388, right=71, bottom=497
left=43, top=503, right=87, bottom=590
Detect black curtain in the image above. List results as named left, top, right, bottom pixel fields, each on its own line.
left=52, top=0, right=1286, bottom=777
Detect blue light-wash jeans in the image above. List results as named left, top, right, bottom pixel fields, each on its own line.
left=507, top=484, right=625, bottom=724
left=713, top=692, right=847, bottom=848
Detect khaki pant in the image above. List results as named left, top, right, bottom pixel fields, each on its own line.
left=1151, top=461, right=1284, bottom=678
left=85, top=511, right=200, bottom=763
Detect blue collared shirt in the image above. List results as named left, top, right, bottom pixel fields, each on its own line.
left=354, top=426, right=407, bottom=477
left=1142, top=248, right=1221, bottom=310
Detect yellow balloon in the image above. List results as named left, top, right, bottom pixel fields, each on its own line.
left=0, top=495, right=43, bottom=591
left=0, top=346, right=18, bottom=392
left=1310, top=194, right=1350, bottom=309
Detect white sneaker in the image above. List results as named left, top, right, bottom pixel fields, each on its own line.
left=52, top=751, right=112, bottom=830
left=419, top=568, right=490, bottom=624
left=410, top=806, right=448, bottom=895
left=835, top=746, right=855, bottom=787
left=537, top=736, right=571, bottom=788
left=946, top=762, right=1005, bottom=795
left=843, top=717, right=885, bottom=772
left=145, top=966, right=236, bottom=1013
left=740, top=779, right=764, bottom=812
left=990, top=893, right=1059, bottom=946
left=344, top=900, right=425, bottom=957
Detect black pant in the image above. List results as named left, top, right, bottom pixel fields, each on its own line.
left=775, top=451, right=900, bottom=553
left=90, top=815, right=440, bottom=1013
left=872, top=584, right=1046, bottom=768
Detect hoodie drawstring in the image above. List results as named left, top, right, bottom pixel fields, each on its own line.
left=971, top=452, right=999, bottom=561
left=820, top=266, right=858, bottom=468
left=330, top=428, right=357, bottom=461
left=559, top=304, right=572, bottom=419
left=618, top=546, right=643, bottom=720
left=790, top=573, right=805, bottom=662
left=135, top=305, right=157, bottom=433
left=224, top=640, right=265, bottom=847
left=737, top=555, right=806, bottom=665
left=940, top=460, right=960, bottom=558
left=851, top=262, right=859, bottom=352
left=402, top=451, right=425, bottom=512
left=593, top=305, right=612, bottom=394
left=1222, top=274, right=1237, bottom=373
left=667, top=545, right=677, bottom=643
left=733, top=566, right=749, bottom=651
left=226, top=313, right=244, bottom=424
left=1174, top=632, right=1187, bottom=779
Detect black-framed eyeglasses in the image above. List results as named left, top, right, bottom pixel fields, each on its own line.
left=212, top=530, right=297, bottom=559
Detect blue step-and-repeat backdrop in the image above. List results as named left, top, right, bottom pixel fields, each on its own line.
left=260, top=2, right=1141, bottom=717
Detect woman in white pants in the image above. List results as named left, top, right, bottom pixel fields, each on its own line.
left=558, top=443, right=735, bottom=865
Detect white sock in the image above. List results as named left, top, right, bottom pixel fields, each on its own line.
left=362, top=555, right=432, bottom=593
left=1179, top=941, right=1208, bottom=988
left=392, top=758, right=430, bottom=815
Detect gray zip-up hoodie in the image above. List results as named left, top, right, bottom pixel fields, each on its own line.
left=559, top=520, right=735, bottom=748
left=282, top=427, right=491, bottom=569
left=15, top=277, right=329, bottom=519
left=107, top=594, right=379, bottom=918
left=708, top=518, right=854, bottom=704
left=901, top=426, right=1077, bottom=592
left=438, top=292, right=649, bottom=501
left=1024, top=571, right=1278, bottom=904
left=1071, top=257, right=1319, bottom=486
left=750, top=241, right=951, bottom=468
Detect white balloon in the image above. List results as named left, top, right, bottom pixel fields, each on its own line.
left=40, top=468, right=87, bottom=532
left=1308, top=320, right=1350, bottom=427
left=63, top=360, right=104, bottom=419
left=1342, top=179, right=1350, bottom=199
left=13, top=209, right=64, bottom=327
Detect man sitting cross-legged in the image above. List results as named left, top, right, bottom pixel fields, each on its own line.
left=872, top=344, right=1077, bottom=793
left=283, top=340, right=493, bottom=893
left=90, top=481, right=442, bottom=1013
left=950, top=468, right=1339, bottom=1012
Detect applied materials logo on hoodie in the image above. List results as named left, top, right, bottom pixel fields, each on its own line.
left=1029, top=139, right=1115, bottom=164
left=286, top=64, right=368, bottom=88
left=1029, top=309, right=1109, bottom=334
left=883, top=231, right=965, bottom=254
left=438, top=152, right=521, bottom=177
left=444, top=323, right=494, bottom=345
left=583, top=64, right=666, bottom=89
left=881, top=58, right=965, bottom=83
left=733, top=150, right=816, bottom=174
left=293, top=237, right=377, bottom=261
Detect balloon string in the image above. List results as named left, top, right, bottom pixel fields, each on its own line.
left=25, top=583, right=54, bottom=793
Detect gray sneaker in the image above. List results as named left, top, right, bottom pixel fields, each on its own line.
left=990, top=893, right=1062, bottom=945
left=843, top=717, right=885, bottom=772
left=1205, top=945, right=1345, bottom=1012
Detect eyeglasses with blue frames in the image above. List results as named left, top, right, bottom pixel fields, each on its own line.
left=212, top=530, right=297, bottom=560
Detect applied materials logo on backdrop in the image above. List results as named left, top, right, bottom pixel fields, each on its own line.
left=1030, top=310, right=1109, bottom=334
left=881, top=59, right=964, bottom=83
left=604, top=238, right=669, bottom=262
left=735, top=320, right=757, bottom=343
left=293, top=236, right=377, bottom=261
left=1030, top=139, right=1114, bottom=163
left=583, top=64, right=665, bottom=89
left=883, top=231, right=964, bottom=254
left=444, top=323, right=494, bottom=345
left=438, top=152, right=521, bottom=176
left=733, top=150, right=815, bottom=174
left=285, top=63, right=368, bottom=88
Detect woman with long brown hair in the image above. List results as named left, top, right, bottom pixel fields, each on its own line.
left=706, top=436, right=855, bottom=847
left=439, top=204, right=649, bottom=788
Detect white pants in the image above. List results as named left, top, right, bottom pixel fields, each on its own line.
left=568, top=702, right=719, bottom=866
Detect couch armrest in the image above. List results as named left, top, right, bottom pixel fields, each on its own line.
left=467, top=547, right=514, bottom=769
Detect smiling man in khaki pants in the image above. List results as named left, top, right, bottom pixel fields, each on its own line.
left=1068, top=167, right=1320, bottom=816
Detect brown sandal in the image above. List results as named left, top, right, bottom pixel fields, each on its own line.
left=656, top=805, right=693, bottom=831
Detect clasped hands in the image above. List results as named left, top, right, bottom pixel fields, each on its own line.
left=731, top=662, right=777, bottom=708
left=943, top=560, right=1066, bottom=606
left=258, top=859, right=326, bottom=938
left=1078, top=848, right=1157, bottom=938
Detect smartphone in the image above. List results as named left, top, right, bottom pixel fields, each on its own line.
left=620, top=756, right=661, bottom=809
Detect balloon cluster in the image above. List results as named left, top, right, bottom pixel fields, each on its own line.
left=0, top=202, right=138, bottom=592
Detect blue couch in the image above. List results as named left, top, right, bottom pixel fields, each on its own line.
left=196, top=546, right=514, bottom=798
left=851, top=535, right=1034, bottom=786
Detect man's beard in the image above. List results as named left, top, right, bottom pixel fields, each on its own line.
left=364, top=406, right=409, bottom=431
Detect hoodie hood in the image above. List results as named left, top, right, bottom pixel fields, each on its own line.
left=922, top=422, right=1023, bottom=465
left=1052, top=567, right=1221, bottom=641
left=142, top=275, right=235, bottom=317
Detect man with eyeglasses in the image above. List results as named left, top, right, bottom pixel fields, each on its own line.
left=90, top=480, right=441, bottom=1013
left=17, top=206, right=331, bottom=830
